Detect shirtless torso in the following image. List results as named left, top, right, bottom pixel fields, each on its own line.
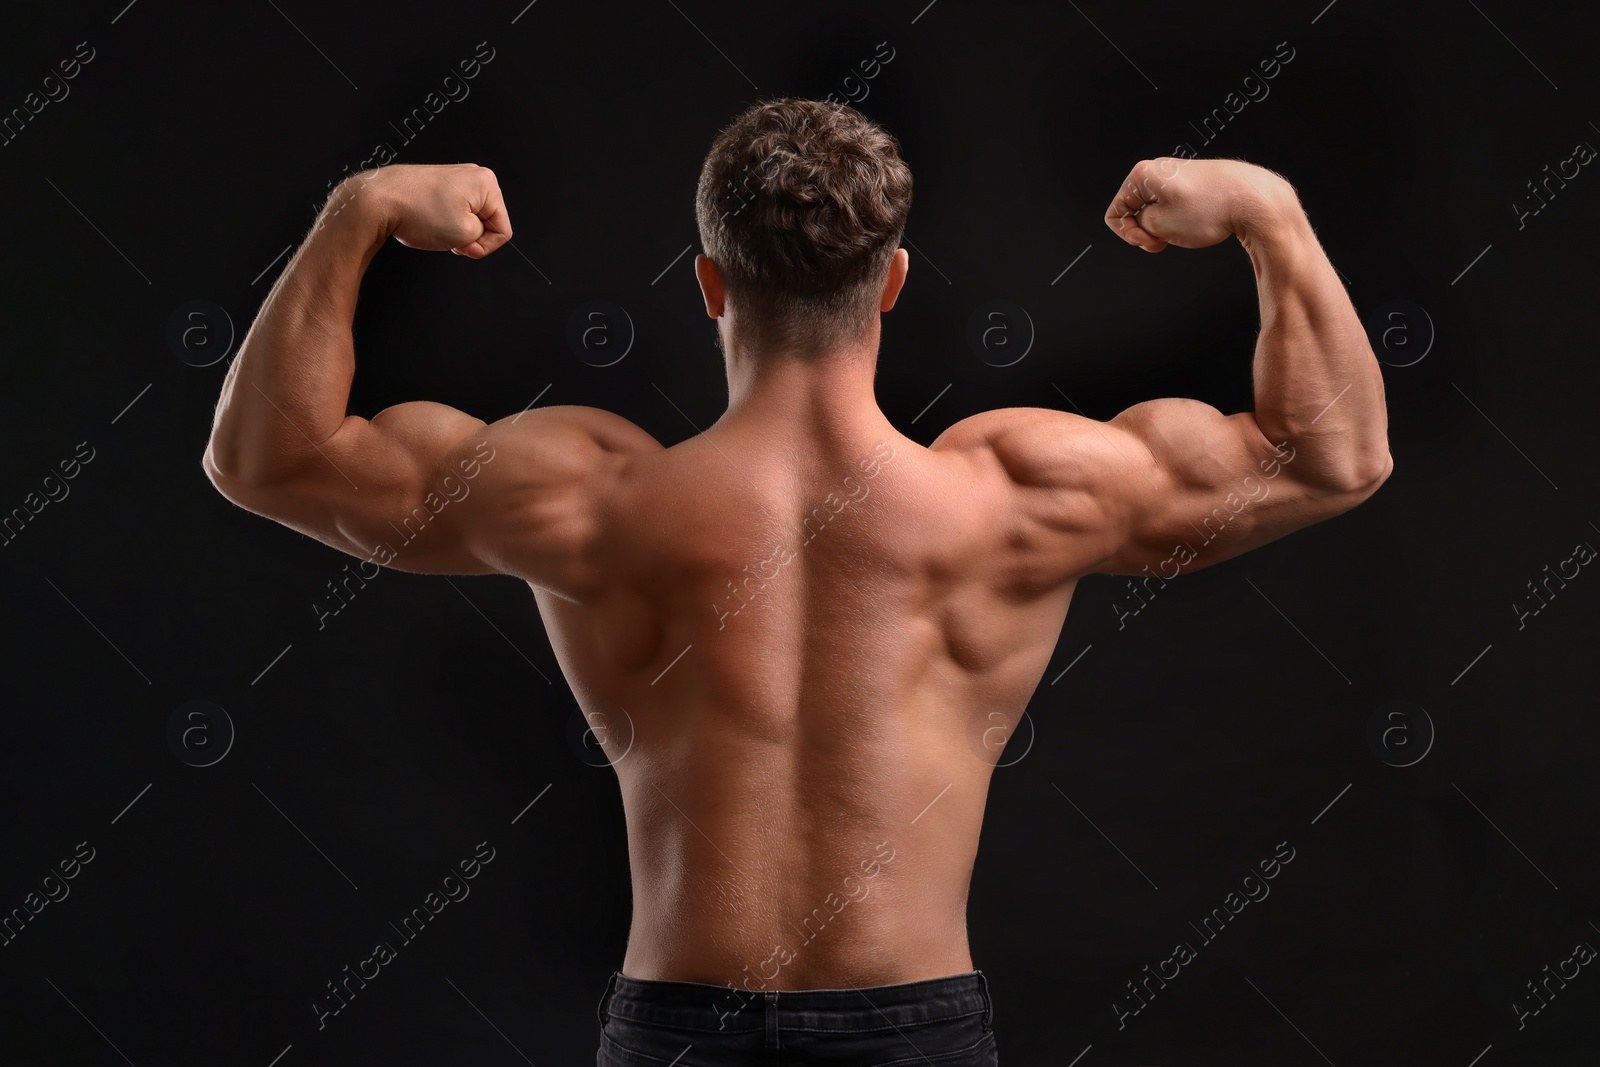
left=204, top=156, right=1392, bottom=994
left=540, top=409, right=1079, bottom=988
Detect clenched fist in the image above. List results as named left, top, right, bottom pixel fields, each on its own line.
left=1103, top=157, right=1298, bottom=253
left=339, top=163, right=513, bottom=259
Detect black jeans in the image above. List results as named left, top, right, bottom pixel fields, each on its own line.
left=595, top=969, right=999, bottom=1066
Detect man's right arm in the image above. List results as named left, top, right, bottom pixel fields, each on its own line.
left=942, top=158, right=1392, bottom=581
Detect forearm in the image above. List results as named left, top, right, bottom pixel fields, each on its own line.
left=1239, top=191, right=1390, bottom=489
left=204, top=178, right=391, bottom=485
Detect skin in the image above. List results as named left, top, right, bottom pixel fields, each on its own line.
left=204, top=157, right=1390, bottom=990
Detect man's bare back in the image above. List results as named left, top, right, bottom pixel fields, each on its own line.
left=538, top=409, right=1084, bottom=989
left=203, top=117, right=1391, bottom=1014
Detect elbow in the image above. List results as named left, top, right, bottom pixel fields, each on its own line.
left=202, top=438, right=230, bottom=490
left=202, top=436, right=247, bottom=498
left=1293, top=448, right=1391, bottom=510
left=1337, top=449, right=1393, bottom=500
left=1371, top=450, right=1395, bottom=488
left=202, top=436, right=286, bottom=504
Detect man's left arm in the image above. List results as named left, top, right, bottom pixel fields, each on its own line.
left=202, top=164, right=659, bottom=590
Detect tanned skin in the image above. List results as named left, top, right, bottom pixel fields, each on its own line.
left=204, top=157, right=1390, bottom=991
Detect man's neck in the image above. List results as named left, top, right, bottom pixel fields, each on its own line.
left=718, top=337, right=890, bottom=440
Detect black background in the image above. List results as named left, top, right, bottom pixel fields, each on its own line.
left=3, top=0, right=1598, bottom=1064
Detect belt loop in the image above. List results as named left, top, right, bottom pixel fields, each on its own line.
left=763, top=990, right=780, bottom=1049
left=975, top=969, right=993, bottom=1033
left=596, top=970, right=621, bottom=1027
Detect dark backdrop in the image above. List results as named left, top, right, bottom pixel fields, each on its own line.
left=3, top=1, right=1597, bottom=1064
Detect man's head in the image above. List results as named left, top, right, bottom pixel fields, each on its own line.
left=694, top=98, right=913, bottom=360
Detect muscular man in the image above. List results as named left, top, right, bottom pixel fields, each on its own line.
left=204, top=99, right=1390, bottom=1065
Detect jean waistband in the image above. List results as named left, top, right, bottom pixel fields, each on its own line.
left=597, top=969, right=993, bottom=1036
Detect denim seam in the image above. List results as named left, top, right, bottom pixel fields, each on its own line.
left=776, top=1005, right=988, bottom=1032
left=604, top=1004, right=987, bottom=1037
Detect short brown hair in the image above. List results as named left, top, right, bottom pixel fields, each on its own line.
left=695, top=98, right=913, bottom=356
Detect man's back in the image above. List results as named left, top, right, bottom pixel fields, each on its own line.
left=537, top=408, right=1080, bottom=988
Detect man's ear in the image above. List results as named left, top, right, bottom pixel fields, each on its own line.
left=879, top=248, right=909, bottom=312
left=694, top=254, right=725, bottom=318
